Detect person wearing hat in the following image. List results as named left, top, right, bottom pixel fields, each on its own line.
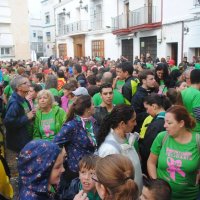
left=168, top=59, right=179, bottom=72
left=72, top=87, right=89, bottom=96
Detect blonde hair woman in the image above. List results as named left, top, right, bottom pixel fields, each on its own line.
left=33, top=90, right=66, bottom=140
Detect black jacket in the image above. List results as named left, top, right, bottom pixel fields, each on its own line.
left=122, top=76, right=139, bottom=104
left=93, top=106, right=109, bottom=127
left=61, top=177, right=80, bottom=200
left=140, top=113, right=166, bottom=174
left=131, top=86, right=152, bottom=132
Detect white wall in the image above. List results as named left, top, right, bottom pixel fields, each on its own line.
left=85, top=32, right=118, bottom=59
left=163, top=0, right=193, bottom=23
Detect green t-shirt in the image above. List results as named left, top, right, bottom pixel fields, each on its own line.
left=195, top=63, right=200, bottom=69
left=58, top=89, right=64, bottom=97
left=3, top=85, right=13, bottom=100
left=181, top=87, right=200, bottom=132
left=79, top=182, right=100, bottom=200
left=158, top=80, right=168, bottom=94
left=115, top=80, right=125, bottom=93
left=3, top=74, right=10, bottom=83
left=92, top=89, right=125, bottom=106
left=40, top=110, right=56, bottom=141
left=151, top=131, right=200, bottom=200
left=49, top=88, right=59, bottom=97
left=21, top=101, right=33, bottom=137
left=146, top=63, right=154, bottom=69
left=170, top=66, right=179, bottom=71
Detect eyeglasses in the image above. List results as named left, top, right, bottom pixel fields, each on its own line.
left=91, top=174, right=101, bottom=183
left=20, top=81, right=30, bottom=86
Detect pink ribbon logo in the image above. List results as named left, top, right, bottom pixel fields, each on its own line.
left=167, top=157, right=185, bottom=181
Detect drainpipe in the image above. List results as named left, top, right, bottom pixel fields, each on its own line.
left=181, top=21, right=184, bottom=63
left=54, top=6, right=57, bottom=58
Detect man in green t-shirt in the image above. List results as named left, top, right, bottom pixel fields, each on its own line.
left=94, top=83, right=114, bottom=127
left=181, top=69, right=200, bottom=132
left=92, top=72, right=124, bottom=106
left=113, top=67, right=125, bottom=93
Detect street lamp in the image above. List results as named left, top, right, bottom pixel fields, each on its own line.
left=79, top=0, right=88, bottom=12
left=63, top=8, right=70, bottom=17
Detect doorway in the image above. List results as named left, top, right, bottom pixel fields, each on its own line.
left=122, top=39, right=133, bottom=62
left=171, top=43, right=178, bottom=65
left=58, top=43, right=67, bottom=58
left=76, top=44, right=82, bottom=58
left=73, top=35, right=85, bottom=58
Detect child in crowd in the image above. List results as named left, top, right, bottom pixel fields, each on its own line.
left=61, top=82, right=76, bottom=113
left=140, top=177, right=172, bottom=200
left=62, top=155, right=100, bottom=200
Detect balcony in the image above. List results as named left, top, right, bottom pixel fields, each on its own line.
left=191, top=0, right=200, bottom=14
left=31, top=42, right=44, bottom=53
left=130, top=6, right=160, bottom=26
left=194, top=0, right=200, bottom=6
left=112, top=14, right=128, bottom=30
left=58, top=20, right=88, bottom=36
left=0, top=15, right=11, bottom=24
left=112, top=6, right=161, bottom=35
left=90, top=12, right=103, bottom=31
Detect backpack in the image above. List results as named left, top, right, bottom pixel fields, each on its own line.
left=96, top=134, right=143, bottom=192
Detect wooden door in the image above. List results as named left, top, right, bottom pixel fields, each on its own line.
left=58, top=43, right=67, bottom=58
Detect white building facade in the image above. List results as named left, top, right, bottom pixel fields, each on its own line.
left=112, top=0, right=200, bottom=64
left=41, top=0, right=58, bottom=58
left=41, top=0, right=200, bottom=63
left=28, top=0, right=44, bottom=59
left=54, top=0, right=119, bottom=59
left=0, top=0, right=30, bottom=60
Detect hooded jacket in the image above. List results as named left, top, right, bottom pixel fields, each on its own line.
left=33, top=105, right=66, bottom=140
left=4, top=92, right=32, bottom=152
left=18, top=140, right=61, bottom=200
left=53, top=117, right=98, bottom=173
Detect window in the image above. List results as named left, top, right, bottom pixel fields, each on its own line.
left=46, top=32, right=51, bottom=42
left=194, top=0, right=200, bottom=6
left=92, top=40, right=104, bottom=58
left=33, top=31, right=36, bottom=37
left=0, top=47, right=12, bottom=56
left=45, top=12, right=50, bottom=24
left=195, top=48, right=200, bottom=57
left=38, top=36, right=43, bottom=42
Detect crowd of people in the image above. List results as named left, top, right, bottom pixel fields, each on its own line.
left=0, top=54, right=199, bottom=200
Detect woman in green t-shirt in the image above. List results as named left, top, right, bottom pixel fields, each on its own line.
left=33, top=90, right=66, bottom=141
left=155, top=63, right=174, bottom=94
left=148, top=105, right=200, bottom=200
